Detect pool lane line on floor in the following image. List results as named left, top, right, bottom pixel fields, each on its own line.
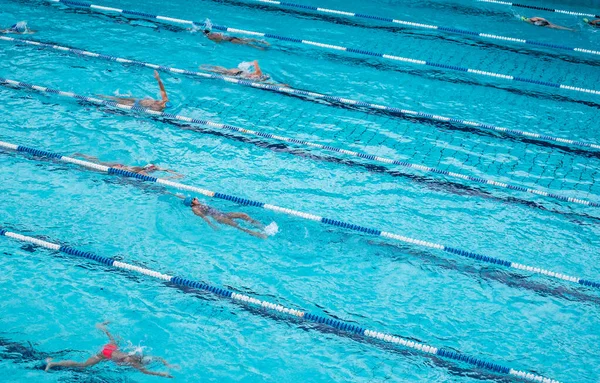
left=0, top=227, right=565, bottom=383
left=223, top=0, right=600, bottom=57
left=477, top=0, right=600, bottom=18
left=4, top=36, right=600, bottom=154
left=2, top=140, right=599, bottom=291
left=2, top=77, right=598, bottom=209
left=46, top=0, right=600, bottom=97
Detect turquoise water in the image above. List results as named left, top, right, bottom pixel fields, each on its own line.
left=0, top=0, right=599, bottom=382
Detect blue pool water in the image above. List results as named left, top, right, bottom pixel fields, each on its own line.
left=0, top=0, right=599, bottom=381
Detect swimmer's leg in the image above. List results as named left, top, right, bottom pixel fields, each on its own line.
left=213, top=216, right=267, bottom=238
left=45, top=355, right=104, bottom=371
left=200, top=65, right=237, bottom=75
left=100, top=96, right=136, bottom=106
left=225, top=213, right=263, bottom=228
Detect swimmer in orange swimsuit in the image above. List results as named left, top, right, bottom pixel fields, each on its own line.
left=45, top=321, right=176, bottom=378
left=71, top=153, right=183, bottom=179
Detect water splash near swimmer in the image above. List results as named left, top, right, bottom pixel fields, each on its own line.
left=122, top=341, right=150, bottom=358
left=264, top=222, right=279, bottom=236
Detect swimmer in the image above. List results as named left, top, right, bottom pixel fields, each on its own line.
left=182, top=196, right=268, bottom=239
left=1, top=21, right=35, bottom=34
left=200, top=60, right=269, bottom=81
left=102, top=70, right=171, bottom=112
left=197, top=18, right=270, bottom=50
left=200, top=61, right=288, bottom=86
left=521, top=16, right=574, bottom=31
left=72, top=153, right=183, bottom=179
left=584, top=18, right=600, bottom=27
left=45, top=321, right=175, bottom=378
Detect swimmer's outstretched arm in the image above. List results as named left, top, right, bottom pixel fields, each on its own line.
left=152, top=356, right=179, bottom=369
left=154, top=70, right=168, bottom=102
left=72, top=153, right=100, bottom=161
left=72, top=154, right=121, bottom=168
left=129, top=361, right=173, bottom=378
left=162, top=169, right=184, bottom=179
left=95, top=321, right=117, bottom=344
left=549, top=24, right=575, bottom=31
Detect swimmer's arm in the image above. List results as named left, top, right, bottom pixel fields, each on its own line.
left=550, top=24, right=574, bottom=31
left=72, top=153, right=119, bottom=167
left=72, top=153, right=99, bottom=161
left=101, top=95, right=136, bottom=101
left=192, top=210, right=219, bottom=230
left=162, top=169, right=184, bottom=179
left=95, top=322, right=117, bottom=344
left=131, top=363, right=172, bottom=378
left=253, top=61, right=263, bottom=77
left=154, top=70, right=168, bottom=102
left=203, top=216, right=219, bottom=230
left=152, top=357, right=179, bottom=369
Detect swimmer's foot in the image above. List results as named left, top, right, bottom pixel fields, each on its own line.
left=45, top=358, right=54, bottom=372
left=250, top=231, right=267, bottom=239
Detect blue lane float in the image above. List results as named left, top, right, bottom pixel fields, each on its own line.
left=1, top=140, right=599, bottom=291
left=3, top=36, right=600, bottom=153
left=0, top=227, right=564, bottom=383
left=477, top=0, right=600, bottom=18
left=235, top=0, right=600, bottom=57
left=1, top=77, right=598, bottom=209
left=46, top=0, right=600, bottom=97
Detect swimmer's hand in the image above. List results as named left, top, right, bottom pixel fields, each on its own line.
left=154, top=70, right=161, bottom=80
left=95, top=321, right=110, bottom=329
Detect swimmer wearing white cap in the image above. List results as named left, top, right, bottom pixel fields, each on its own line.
left=1, top=21, right=35, bottom=34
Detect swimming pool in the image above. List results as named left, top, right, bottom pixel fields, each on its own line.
left=0, top=0, right=599, bottom=381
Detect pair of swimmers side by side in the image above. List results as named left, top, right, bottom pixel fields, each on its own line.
left=45, top=321, right=176, bottom=378
left=76, top=155, right=270, bottom=239
left=1, top=21, right=35, bottom=34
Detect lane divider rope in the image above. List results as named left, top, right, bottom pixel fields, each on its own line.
left=4, top=36, right=600, bottom=153
left=0, top=227, right=562, bottom=383
left=477, top=0, right=600, bottom=18
left=1, top=139, right=598, bottom=291
left=46, top=0, right=600, bottom=97
left=239, top=0, right=600, bottom=57
left=1, top=77, right=598, bottom=208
